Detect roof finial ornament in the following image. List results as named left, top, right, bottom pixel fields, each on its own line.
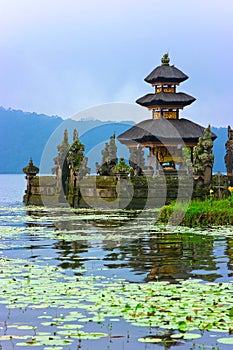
left=161, top=53, right=170, bottom=66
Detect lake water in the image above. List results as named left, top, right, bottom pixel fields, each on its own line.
left=0, top=174, right=233, bottom=349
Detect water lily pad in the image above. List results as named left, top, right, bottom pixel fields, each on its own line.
left=0, top=335, right=15, bottom=340
left=57, top=324, right=84, bottom=329
left=183, top=333, right=201, bottom=340
left=208, top=328, right=228, bottom=333
left=170, top=334, right=184, bottom=339
left=16, top=342, right=38, bottom=347
left=71, top=332, right=108, bottom=339
left=138, top=337, right=162, bottom=343
left=17, top=325, right=36, bottom=330
left=217, top=337, right=233, bottom=344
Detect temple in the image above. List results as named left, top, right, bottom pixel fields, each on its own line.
left=118, top=53, right=216, bottom=174
left=24, top=54, right=229, bottom=208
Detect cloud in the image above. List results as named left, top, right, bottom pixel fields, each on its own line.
left=71, top=103, right=150, bottom=123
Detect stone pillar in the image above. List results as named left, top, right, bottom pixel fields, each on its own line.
left=23, top=158, right=39, bottom=203
left=225, top=125, right=233, bottom=186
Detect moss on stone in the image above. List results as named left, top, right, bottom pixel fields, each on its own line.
left=95, top=176, right=117, bottom=188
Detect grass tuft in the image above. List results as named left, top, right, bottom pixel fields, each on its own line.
left=159, top=199, right=233, bottom=227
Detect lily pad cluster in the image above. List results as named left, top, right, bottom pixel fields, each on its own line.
left=0, top=256, right=233, bottom=347
left=1, top=205, right=233, bottom=348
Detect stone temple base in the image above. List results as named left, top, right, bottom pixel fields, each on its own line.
left=23, top=174, right=212, bottom=209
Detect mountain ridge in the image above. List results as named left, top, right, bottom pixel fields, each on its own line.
left=0, top=106, right=228, bottom=174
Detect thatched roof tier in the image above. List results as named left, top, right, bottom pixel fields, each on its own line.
left=145, top=65, right=188, bottom=85
left=117, top=118, right=217, bottom=146
left=136, top=92, right=196, bottom=108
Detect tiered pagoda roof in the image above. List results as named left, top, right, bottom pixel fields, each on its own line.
left=136, top=92, right=195, bottom=109
left=118, top=53, right=216, bottom=147
left=118, top=118, right=217, bottom=146
left=144, top=64, right=188, bottom=84
left=136, top=53, right=196, bottom=111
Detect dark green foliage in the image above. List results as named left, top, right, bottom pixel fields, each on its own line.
left=67, top=137, right=85, bottom=173
left=112, top=157, right=133, bottom=177
left=229, top=189, right=233, bottom=206
left=67, top=136, right=90, bottom=181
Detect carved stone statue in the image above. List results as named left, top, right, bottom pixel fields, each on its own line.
left=129, top=145, right=145, bottom=176
left=73, top=128, right=78, bottom=141
left=52, top=129, right=90, bottom=203
left=193, top=125, right=214, bottom=186
left=52, top=129, right=70, bottom=194
left=23, top=158, right=40, bottom=204
left=96, top=134, right=118, bottom=175
left=78, top=157, right=91, bottom=180
left=225, top=125, right=233, bottom=185
left=23, top=158, right=39, bottom=194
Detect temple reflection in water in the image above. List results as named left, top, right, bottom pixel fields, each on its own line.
left=24, top=208, right=233, bottom=283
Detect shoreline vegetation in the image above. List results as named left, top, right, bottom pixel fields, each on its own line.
left=158, top=198, right=233, bottom=227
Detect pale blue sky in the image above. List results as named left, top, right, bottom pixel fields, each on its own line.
left=0, top=0, right=233, bottom=126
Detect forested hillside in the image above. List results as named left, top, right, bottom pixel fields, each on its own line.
left=0, top=107, right=133, bottom=173
left=0, top=107, right=228, bottom=174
